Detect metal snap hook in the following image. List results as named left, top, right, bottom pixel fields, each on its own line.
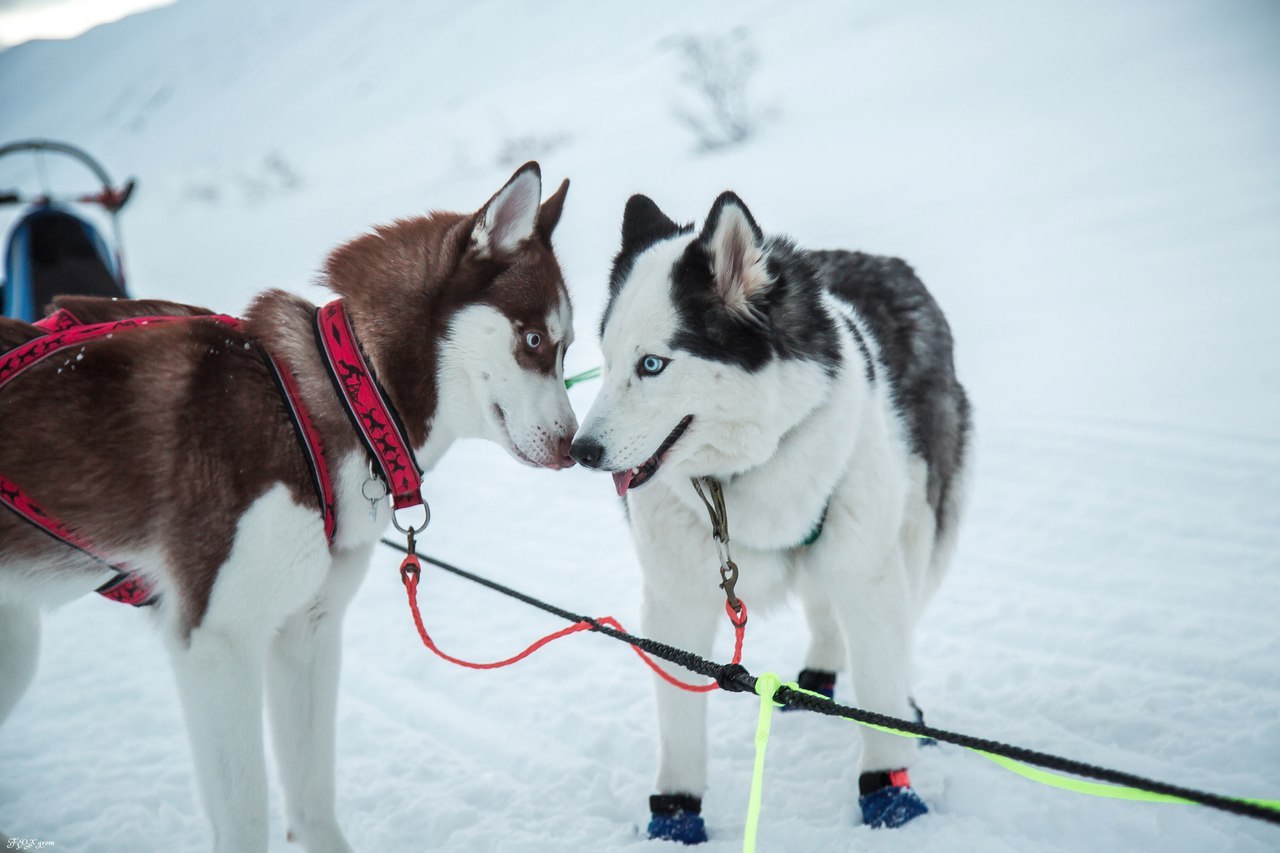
left=719, top=559, right=741, bottom=612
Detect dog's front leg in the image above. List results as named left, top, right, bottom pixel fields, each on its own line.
left=641, top=576, right=720, bottom=844
left=0, top=601, right=40, bottom=726
left=267, top=544, right=371, bottom=853
left=630, top=492, right=724, bottom=844
left=168, top=624, right=271, bottom=853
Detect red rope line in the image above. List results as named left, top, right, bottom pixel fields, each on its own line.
left=620, top=600, right=747, bottom=693
left=400, top=553, right=747, bottom=692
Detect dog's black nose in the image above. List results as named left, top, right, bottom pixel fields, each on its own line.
left=570, top=437, right=605, bottom=469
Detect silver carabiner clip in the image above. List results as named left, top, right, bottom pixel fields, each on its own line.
left=713, top=534, right=732, bottom=569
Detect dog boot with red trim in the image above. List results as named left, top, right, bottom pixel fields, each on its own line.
left=647, top=794, right=707, bottom=844
left=781, top=667, right=836, bottom=711
left=858, top=769, right=928, bottom=828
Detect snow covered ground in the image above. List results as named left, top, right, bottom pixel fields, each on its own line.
left=2, top=0, right=1278, bottom=850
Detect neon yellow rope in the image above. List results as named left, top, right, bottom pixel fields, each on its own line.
left=744, top=673, right=782, bottom=853
left=738, top=674, right=1279, bottom=846
left=786, top=678, right=1280, bottom=810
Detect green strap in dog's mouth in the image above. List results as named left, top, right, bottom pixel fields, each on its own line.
left=564, top=366, right=601, bottom=389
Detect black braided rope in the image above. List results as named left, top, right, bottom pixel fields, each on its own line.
left=379, top=538, right=1280, bottom=828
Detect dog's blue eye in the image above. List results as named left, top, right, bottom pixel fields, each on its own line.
left=525, top=331, right=542, bottom=349
left=638, top=354, right=669, bottom=377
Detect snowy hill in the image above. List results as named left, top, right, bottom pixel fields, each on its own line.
left=2, top=1, right=1279, bottom=851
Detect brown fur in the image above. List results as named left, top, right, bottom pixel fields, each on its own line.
left=0, top=166, right=570, bottom=631
left=55, top=295, right=217, bottom=322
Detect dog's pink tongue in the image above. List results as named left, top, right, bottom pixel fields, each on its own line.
left=613, top=469, right=634, bottom=497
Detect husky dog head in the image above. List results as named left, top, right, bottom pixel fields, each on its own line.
left=571, top=192, right=839, bottom=494
left=324, top=162, right=577, bottom=469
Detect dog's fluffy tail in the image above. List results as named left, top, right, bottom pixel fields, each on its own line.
left=921, top=427, right=973, bottom=610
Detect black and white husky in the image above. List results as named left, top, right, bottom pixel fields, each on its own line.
left=571, top=192, right=971, bottom=841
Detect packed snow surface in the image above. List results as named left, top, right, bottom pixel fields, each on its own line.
left=1, top=0, right=1278, bottom=850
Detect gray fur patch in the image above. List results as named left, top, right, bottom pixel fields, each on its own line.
left=814, top=250, right=971, bottom=532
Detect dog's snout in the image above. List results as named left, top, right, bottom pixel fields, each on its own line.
left=556, top=434, right=576, bottom=467
left=570, top=437, right=605, bottom=470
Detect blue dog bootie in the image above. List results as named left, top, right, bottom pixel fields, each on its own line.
left=858, top=769, right=929, bottom=829
left=782, top=668, right=836, bottom=711
left=648, top=793, right=708, bottom=844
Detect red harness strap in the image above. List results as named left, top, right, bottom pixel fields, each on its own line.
left=314, top=300, right=424, bottom=509
left=0, top=472, right=159, bottom=606
left=260, top=353, right=338, bottom=545
left=0, top=312, right=239, bottom=607
left=1, top=313, right=240, bottom=387
left=1, top=308, right=338, bottom=606
left=32, top=308, right=80, bottom=333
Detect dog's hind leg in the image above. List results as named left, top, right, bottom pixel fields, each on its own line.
left=168, top=622, right=271, bottom=853
left=165, top=486, right=331, bottom=853
left=266, top=544, right=370, bottom=853
left=0, top=601, right=40, bottom=725
left=826, top=549, right=929, bottom=828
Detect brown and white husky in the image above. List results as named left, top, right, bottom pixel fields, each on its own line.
left=0, top=163, right=577, bottom=853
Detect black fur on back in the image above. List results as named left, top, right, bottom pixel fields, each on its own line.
left=814, top=250, right=971, bottom=531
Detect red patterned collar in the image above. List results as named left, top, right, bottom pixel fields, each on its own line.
left=314, top=300, right=424, bottom=510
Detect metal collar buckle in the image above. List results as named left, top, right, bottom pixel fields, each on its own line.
left=391, top=499, right=431, bottom=554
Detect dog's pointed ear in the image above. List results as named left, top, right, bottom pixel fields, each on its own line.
left=620, top=194, right=681, bottom=257
left=473, top=161, right=542, bottom=258
left=535, top=177, right=570, bottom=244
left=699, top=191, right=770, bottom=318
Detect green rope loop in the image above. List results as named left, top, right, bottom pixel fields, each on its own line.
left=564, top=366, right=601, bottom=389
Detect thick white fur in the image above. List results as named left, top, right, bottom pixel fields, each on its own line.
left=435, top=301, right=577, bottom=469
left=0, top=292, right=576, bottom=851
left=578, top=237, right=963, bottom=798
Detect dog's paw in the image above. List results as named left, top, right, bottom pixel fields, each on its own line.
left=858, top=770, right=928, bottom=829
left=782, top=668, right=836, bottom=711
left=647, top=794, right=707, bottom=844
left=285, top=816, right=354, bottom=853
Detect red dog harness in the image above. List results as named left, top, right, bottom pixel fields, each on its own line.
left=0, top=300, right=418, bottom=607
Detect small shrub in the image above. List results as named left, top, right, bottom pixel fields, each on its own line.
left=667, top=28, right=763, bottom=151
